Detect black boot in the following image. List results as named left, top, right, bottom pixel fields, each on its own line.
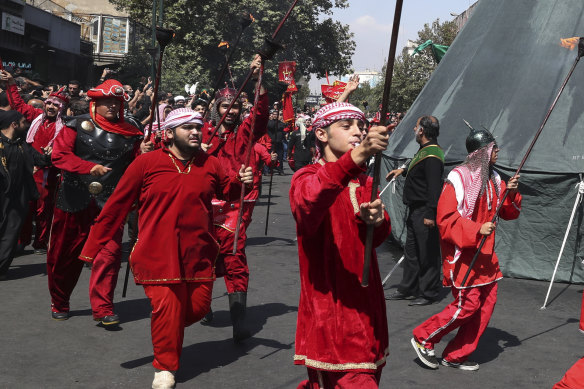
left=228, top=292, right=251, bottom=342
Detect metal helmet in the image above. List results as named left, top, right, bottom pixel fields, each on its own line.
left=463, top=120, right=496, bottom=153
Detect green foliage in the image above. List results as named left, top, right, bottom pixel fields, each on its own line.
left=369, top=18, right=458, bottom=113
left=109, top=0, right=355, bottom=98
left=294, top=84, right=311, bottom=108
left=346, top=81, right=374, bottom=113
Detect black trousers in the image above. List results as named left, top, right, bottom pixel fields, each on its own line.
left=397, top=206, right=441, bottom=299
left=0, top=192, right=29, bottom=276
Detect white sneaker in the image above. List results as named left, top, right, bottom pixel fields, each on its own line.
left=152, top=370, right=176, bottom=389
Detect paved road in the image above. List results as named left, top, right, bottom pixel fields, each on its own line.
left=0, top=172, right=582, bottom=388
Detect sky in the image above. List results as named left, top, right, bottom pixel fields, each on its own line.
left=308, top=0, right=476, bottom=93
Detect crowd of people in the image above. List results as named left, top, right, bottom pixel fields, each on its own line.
left=0, top=55, right=581, bottom=389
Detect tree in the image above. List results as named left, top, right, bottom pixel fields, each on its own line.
left=371, top=18, right=458, bottom=113
left=109, top=0, right=356, bottom=99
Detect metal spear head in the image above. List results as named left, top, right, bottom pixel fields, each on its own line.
left=240, top=13, right=254, bottom=29
left=463, top=119, right=475, bottom=131
left=578, top=37, right=584, bottom=59
left=258, top=38, right=284, bottom=60
left=156, top=26, right=175, bottom=49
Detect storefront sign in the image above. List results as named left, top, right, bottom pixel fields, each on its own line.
left=2, top=13, right=25, bottom=36
left=1, top=61, right=32, bottom=70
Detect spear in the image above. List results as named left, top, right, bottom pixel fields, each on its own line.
left=143, top=26, right=175, bottom=140
left=206, top=0, right=299, bottom=147
left=361, top=0, right=404, bottom=287
left=202, top=13, right=254, bottom=120
left=460, top=37, right=584, bottom=288
left=231, top=0, right=301, bottom=254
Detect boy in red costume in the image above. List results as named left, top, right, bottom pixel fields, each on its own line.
left=48, top=79, right=145, bottom=323
left=80, top=108, right=253, bottom=389
left=411, top=127, right=521, bottom=371
left=290, top=102, right=391, bottom=388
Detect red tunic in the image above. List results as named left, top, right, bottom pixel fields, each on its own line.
left=212, top=142, right=274, bottom=230
left=202, top=93, right=269, bottom=176
left=437, top=172, right=522, bottom=288
left=79, top=147, right=243, bottom=284
left=289, top=152, right=390, bottom=373
left=6, top=84, right=57, bottom=152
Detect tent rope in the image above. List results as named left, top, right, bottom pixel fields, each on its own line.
left=541, top=173, right=584, bottom=310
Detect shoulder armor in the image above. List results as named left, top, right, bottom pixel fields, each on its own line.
left=65, top=114, right=91, bottom=130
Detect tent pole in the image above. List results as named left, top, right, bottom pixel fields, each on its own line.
left=382, top=255, right=405, bottom=287
left=541, top=176, right=584, bottom=310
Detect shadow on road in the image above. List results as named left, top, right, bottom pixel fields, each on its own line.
left=4, top=262, right=46, bottom=280
left=247, top=236, right=296, bottom=246
left=120, top=302, right=297, bottom=382
left=69, top=297, right=152, bottom=325
left=474, top=327, right=521, bottom=363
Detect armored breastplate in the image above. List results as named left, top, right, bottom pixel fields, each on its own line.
left=56, top=115, right=140, bottom=212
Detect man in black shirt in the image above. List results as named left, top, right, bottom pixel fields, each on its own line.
left=266, top=110, right=287, bottom=175
left=386, top=115, right=444, bottom=305
left=287, top=116, right=314, bottom=171
left=0, top=110, right=51, bottom=279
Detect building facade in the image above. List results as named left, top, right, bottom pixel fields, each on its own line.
left=1, top=0, right=93, bottom=85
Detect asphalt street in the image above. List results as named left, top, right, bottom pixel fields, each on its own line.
left=0, top=171, right=582, bottom=388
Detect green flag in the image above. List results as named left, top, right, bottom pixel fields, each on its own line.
left=412, top=39, right=433, bottom=55
left=412, top=39, right=449, bottom=63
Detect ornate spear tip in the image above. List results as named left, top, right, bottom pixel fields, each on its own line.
left=463, top=119, right=475, bottom=132
left=155, top=26, right=175, bottom=48
left=240, top=13, right=254, bottom=29
left=258, top=38, right=284, bottom=60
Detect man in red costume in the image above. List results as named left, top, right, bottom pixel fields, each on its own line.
left=290, top=102, right=391, bottom=388
left=201, top=55, right=269, bottom=341
left=551, top=291, right=584, bottom=388
left=554, top=357, right=584, bottom=388
left=0, top=69, right=67, bottom=253
left=411, top=127, right=521, bottom=371
left=80, top=108, right=253, bottom=389
left=48, top=79, right=144, bottom=323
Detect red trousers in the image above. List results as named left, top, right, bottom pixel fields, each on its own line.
left=297, top=368, right=382, bottom=389
left=413, top=282, right=498, bottom=363
left=214, top=226, right=249, bottom=293
left=19, top=171, right=56, bottom=249
left=143, top=282, right=213, bottom=371
left=47, top=204, right=122, bottom=318
left=554, top=357, right=584, bottom=389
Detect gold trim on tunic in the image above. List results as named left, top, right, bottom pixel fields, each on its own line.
left=293, top=348, right=389, bottom=371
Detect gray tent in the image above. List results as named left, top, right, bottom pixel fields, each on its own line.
left=381, top=0, right=584, bottom=283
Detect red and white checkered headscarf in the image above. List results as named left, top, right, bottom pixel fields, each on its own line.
left=162, top=108, right=204, bottom=143
left=163, top=108, right=204, bottom=131
left=312, top=102, right=366, bottom=159
left=312, top=102, right=366, bottom=131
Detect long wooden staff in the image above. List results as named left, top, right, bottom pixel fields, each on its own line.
left=143, top=27, right=174, bottom=140
left=460, top=37, right=584, bottom=288
left=264, top=102, right=282, bottom=236
left=207, top=0, right=300, bottom=146
left=361, top=0, right=404, bottom=287
left=231, top=0, right=301, bottom=254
